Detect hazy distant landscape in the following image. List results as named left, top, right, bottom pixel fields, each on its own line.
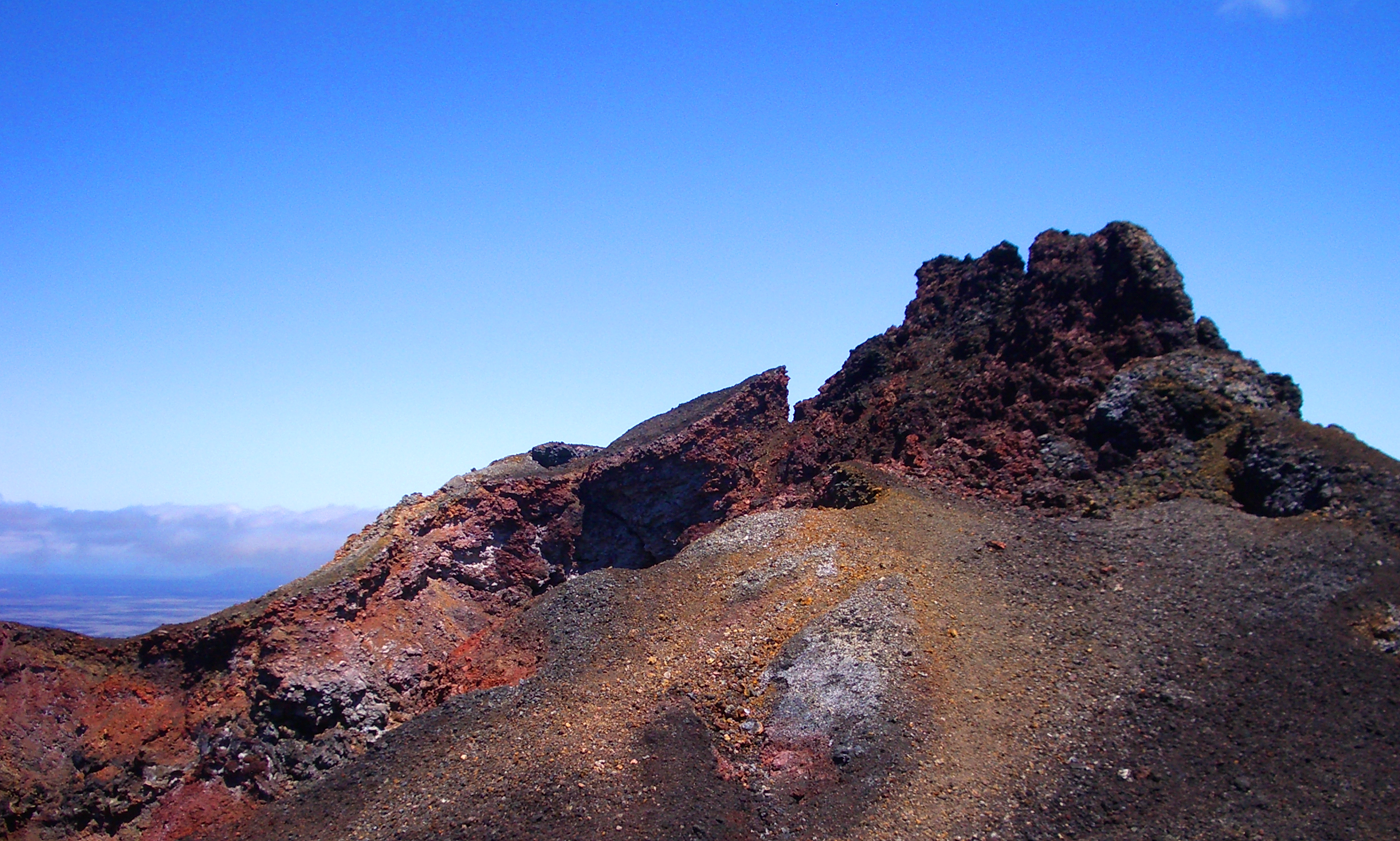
left=0, top=573, right=291, bottom=637
left=0, top=500, right=377, bottom=636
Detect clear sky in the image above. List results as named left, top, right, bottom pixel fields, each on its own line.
left=2, top=1, right=1397, bottom=513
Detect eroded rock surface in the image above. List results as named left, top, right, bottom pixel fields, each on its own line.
left=787, top=222, right=1310, bottom=517
left=0, top=369, right=794, bottom=839
left=760, top=578, right=916, bottom=798
left=575, top=368, right=792, bottom=570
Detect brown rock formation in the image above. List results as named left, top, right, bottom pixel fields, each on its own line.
left=1, top=370, right=792, bottom=839
left=575, top=368, right=792, bottom=570
left=787, top=222, right=1307, bottom=515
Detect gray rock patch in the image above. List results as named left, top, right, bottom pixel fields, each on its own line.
left=730, top=545, right=839, bottom=601
left=760, top=577, right=916, bottom=765
left=677, top=510, right=805, bottom=565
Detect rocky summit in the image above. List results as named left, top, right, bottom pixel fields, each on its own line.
left=2, top=223, right=1397, bottom=841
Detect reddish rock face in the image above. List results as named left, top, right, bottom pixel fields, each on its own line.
left=789, top=222, right=1303, bottom=510
left=0, top=369, right=794, bottom=840
left=575, top=368, right=792, bottom=570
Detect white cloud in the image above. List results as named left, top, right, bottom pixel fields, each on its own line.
left=0, top=500, right=379, bottom=580
left=1219, top=0, right=1306, bottom=18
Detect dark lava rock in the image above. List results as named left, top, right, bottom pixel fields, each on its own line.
left=529, top=442, right=602, bottom=468
left=1087, top=348, right=1303, bottom=457
left=790, top=221, right=1305, bottom=503
left=815, top=464, right=883, bottom=509
left=1229, top=427, right=1339, bottom=517
left=1037, top=434, right=1095, bottom=480
left=1195, top=316, right=1230, bottom=351
left=574, top=368, right=791, bottom=570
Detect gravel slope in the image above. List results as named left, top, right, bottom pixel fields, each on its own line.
left=208, top=468, right=1400, bottom=841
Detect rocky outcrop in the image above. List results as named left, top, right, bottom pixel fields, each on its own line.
left=1227, top=426, right=1338, bottom=517
left=5, top=222, right=1399, bottom=841
left=575, top=368, right=791, bottom=570
left=788, top=222, right=1307, bottom=513
left=0, top=369, right=794, bottom=840
left=528, top=442, right=603, bottom=468
left=1086, top=348, right=1302, bottom=459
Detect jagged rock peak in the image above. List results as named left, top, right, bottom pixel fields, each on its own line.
left=1027, top=222, right=1193, bottom=327
left=904, top=221, right=1199, bottom=366
left=790, top=221, right=1306, bottom=508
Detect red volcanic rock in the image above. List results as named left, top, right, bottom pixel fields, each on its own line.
left=0, top=367, right=795, bottom=840
left=5, top=224, right=1399, bottom=841
left=575, top=368, right=792, bottom=570
left=790, top=222, right=1303, bottom=509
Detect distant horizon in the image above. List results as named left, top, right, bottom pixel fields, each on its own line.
left=0, top=571, right=293, bottom=637
left=0, top=497, right=376, bottom=578
left=0, top=496, right=379, bottom=635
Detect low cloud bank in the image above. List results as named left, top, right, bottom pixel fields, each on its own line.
left=0, top=499, right=380, bottom=581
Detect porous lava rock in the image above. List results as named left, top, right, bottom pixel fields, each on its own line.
left=787, top=222, right=1306, bottom=513
left=529, top=442, right=603, bottom=468
left=1227, top=425, right=1338, bottom=517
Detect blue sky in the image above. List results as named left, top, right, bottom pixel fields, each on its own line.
left=2, top=0, right=1397, bottom=519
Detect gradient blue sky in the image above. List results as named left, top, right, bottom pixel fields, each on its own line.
left=3, top=0, right=1397, bottom=513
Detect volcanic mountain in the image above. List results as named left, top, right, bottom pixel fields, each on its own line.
left=3, top=223, right=1397, bottom=840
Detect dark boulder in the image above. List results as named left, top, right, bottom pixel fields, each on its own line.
left=1229, top=428, right=1338, bottom=517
